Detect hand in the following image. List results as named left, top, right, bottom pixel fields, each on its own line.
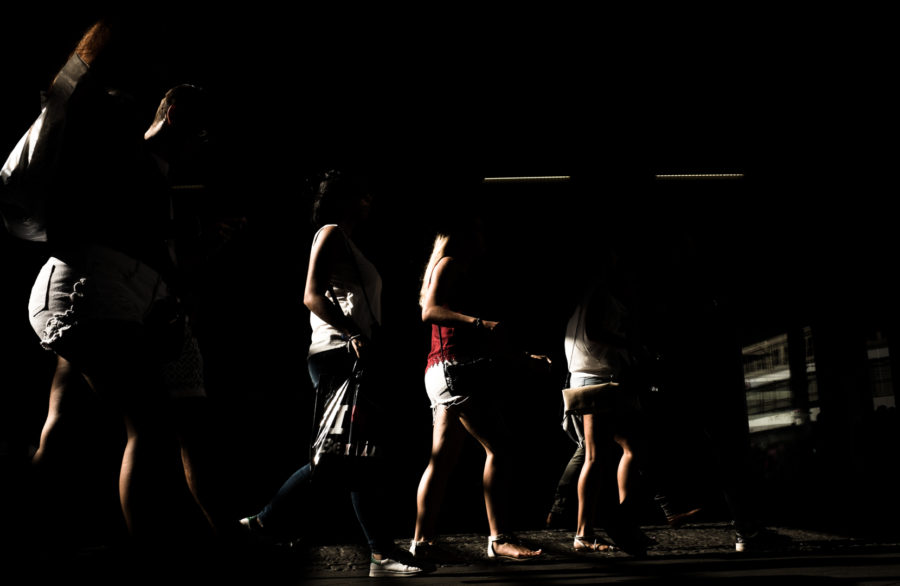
left=349, top=335, right=370, bottom=360
left=526, top=353, right=552, bottom=372
left=528, top=353, right=552, bottom=366
left=483, top=319, right=501, bottom=331
left=481, top=320, right=508, bottom=353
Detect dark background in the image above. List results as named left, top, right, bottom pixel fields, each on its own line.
left=1, top=7, right=895, bottom=551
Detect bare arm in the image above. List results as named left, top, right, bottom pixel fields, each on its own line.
left=420, top=256, right=499, bottom=331
left=423, top=256, right=550, bottom=369
left=73, top=20, right=113, bottom=66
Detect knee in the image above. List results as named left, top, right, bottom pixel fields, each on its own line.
left=582, top=441, right=603, bottom=464
left=615, top=436, right=634, bottom=456
left=484, top=440, right=510, bottom=463
left=426, top=453, right=451, bottom=475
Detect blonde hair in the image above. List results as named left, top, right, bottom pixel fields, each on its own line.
left=419, top=233, right=451, bottom=308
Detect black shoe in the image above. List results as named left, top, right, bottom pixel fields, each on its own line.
left=604, top=503, right=650, bottom=557
left=735, top=528, right=792, bottom=552
left=604, top=520, right=649, bottom=557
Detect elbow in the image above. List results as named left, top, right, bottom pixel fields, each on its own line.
left=303, top=291, right=318, bottom=312
left=421, top=306, right=436, bottom=324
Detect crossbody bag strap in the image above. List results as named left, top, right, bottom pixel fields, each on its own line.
left=337, top=227, right=380, bottom=329
left=327, top=282, right=366, bottom=348
left=315, top=225, right=370, bottom=343
left=320, top=229, right=362, bottom=343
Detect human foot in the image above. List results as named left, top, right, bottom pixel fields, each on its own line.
left=574, top=534, right=613, bottom=552
left=487, top=534, right=542, bottom=561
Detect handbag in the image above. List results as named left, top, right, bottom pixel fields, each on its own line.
left=145, top=296, right=187, bottom=361
left=309, top=359, right=383, bottom=478
left=443, top=355, right=497, bottom=395
left=309, top=265, right=384, bottom=479
left=562, top=380, right=620, bottom=415
left=620, top=347, right=665, bottom=413
left=437, top=319, right=498, bottom=396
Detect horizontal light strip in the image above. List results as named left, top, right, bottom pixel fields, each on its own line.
left=655, top=173, right=744, bottom=180
left=483, top=176, right=571, bottom=183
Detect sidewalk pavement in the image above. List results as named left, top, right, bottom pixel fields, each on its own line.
left=291, top=522, right=900, bottom=584
left=16, top=521, right=900, bottom=585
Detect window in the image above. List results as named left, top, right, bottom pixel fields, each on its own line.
left=743, top=327, right=819, bottom=433
left=868, top=330, right=894, bottom=410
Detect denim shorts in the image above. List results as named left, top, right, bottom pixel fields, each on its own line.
left=423, top=361, right=509, bottom=436
left=424, top=361, right=471, bottom=412
left=27, top=246, right=205, bottom=399
left=28, top=245, right=170, bottom=351
left=562, top=372, right=639, bottom=445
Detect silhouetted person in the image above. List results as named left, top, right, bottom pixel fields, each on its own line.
left=410, top=212, right=546, bottom=562
left=5, top=18, right=228, bottom=553
left=644, top=229, right=791, bottom=552
left=550, top=241, right=659, bottom=556
left=546, top=242, right=701, bottom=539
left=237, top=170, right=432, bottom=578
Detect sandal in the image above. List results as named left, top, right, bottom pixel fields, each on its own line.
left=487, top=534, right=541, bottom=561
left=574, top=534, right=614, bottom=552
left=410, top=539, right=462, bottom=564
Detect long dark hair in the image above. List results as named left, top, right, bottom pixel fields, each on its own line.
left=309, top=169, right=368, bottom=228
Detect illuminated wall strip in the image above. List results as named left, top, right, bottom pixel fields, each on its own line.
left=655, top=173, right=744, bottom=179
left=483, top=176, right=571, bottom=183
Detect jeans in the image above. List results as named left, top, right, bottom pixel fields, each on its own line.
left=550, top=443, right=585, bottom=519
left=256, top=348, right=392, bottom=555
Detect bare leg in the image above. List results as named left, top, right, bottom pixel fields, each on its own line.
left=79, top=326, right=179, bottom=543
left=28, top=355, right=97, bottom=547
left=31, top=356, right=82, bottom=469
left=576, top=413, right=604, bottom=540
left=615, top=433, right=635, bottom=504
left=414, top=406, right=467, bottom=543
left=459, top=409, right=541, bottom=559
left=175, top=399, right=222, bottom=534
left=117, top=416, right=141, bottom=535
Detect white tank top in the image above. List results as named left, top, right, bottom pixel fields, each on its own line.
left=308, top=225, right=382, bottom=357
left=564, top=279, right=631, bottom=379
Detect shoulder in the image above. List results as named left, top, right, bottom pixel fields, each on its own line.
left=309, top=225, right=348, bottom=263
left=430, top=255, right=465, bottom=286
left=432, top=255, right=456, bottom=275
left=315, top=223, right=341, bottom=238
left=312, top=224, right=347, bottom=248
